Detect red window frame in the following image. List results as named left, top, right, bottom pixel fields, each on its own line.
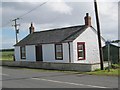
left=77, top=42, right=86, bottom=60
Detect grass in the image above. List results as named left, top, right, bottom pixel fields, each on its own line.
left=10, top=65, right=119, bottom=76
left=27, top=68, right=120, bottom=76
left=85, top=64, right=120, bottom=76
left=15, top=67, right=81, bottom=74
left=0, top=51, right=14, bottom=61
left=111, top=64, right=120, bottom=69
left=85, top=69, right=119, bottom=76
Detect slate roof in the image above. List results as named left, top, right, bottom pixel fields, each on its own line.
left=15, top=25, right=88, bottom=46
left=103, top=43, right=120, bottom=48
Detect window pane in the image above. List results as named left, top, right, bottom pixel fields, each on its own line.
left=55, top=44, right=63, bottom=60
left=56, top=52, right=62, bottom=59
left=78, top=51, right=83, bottom=57
left=78, top=45, right=83, bottom=50
left=21, top=46, right=26, bottom=59
left=77, top=42, right=85, bottom=60
left=56, top=45, right=62, bottom=52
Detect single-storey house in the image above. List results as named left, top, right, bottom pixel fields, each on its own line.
left=14, top=13, right=105, bottom=64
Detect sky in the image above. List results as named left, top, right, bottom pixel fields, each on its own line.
left=0, top=0, right=119, bottom=49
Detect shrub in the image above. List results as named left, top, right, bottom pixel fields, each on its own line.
left=111, top=64, right=120, bottom=69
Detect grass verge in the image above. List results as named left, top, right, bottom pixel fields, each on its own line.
left=0, top=51, right=14, bottom=61
left=6, top=66, right=119, bottom=76
left=85, top=69, right=119, bottom=76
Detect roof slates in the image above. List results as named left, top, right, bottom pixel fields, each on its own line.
left=15, top=25, right=87, bottom=46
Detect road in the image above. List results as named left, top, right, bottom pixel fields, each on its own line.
left=1, top=66, right=118, bottom=88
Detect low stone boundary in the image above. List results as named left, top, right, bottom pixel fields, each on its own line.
left=1, top=61, right=108, bottom=72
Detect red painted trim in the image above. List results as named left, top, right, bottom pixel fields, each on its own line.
left=77, top=42, right=86, bottom=60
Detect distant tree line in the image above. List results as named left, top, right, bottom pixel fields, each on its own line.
left=0, top=49, right=14, bottom=52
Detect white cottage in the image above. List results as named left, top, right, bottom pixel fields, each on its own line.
left=14, top=13, right=105, bottom=64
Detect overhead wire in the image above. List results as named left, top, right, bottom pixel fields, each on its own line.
left=18, top=0, right=49, bottom=19
left=2, top=20, right=12, bottom=28
left=2, top=0, right=49, bottom=28
left=2, top=1, right=117, bottom=28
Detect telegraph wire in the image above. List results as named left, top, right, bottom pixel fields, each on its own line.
left=10, top=1, right=48, bottom=43
left=2, top=20, right=12, bottom=27
left=2, top=1, right=49, bottom=27
left=18, top=0, right=49, bottom=19
left=3, top=1, right=117, bottom=28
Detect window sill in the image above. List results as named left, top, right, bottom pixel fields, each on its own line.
left=55, top=58, right=63, bottom=60
left=78, top=59, right=85, bottom=60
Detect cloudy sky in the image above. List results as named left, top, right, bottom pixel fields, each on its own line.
left=0, top=0, right=119, bottom=49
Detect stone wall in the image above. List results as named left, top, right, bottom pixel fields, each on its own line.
left=1, top=61, right=108, bottom=72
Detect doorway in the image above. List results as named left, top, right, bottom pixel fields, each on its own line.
left=36, top=45, right=43, bottom=61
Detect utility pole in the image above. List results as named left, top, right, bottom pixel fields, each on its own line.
left=106, top=41, right=111, bottom=72
left=12, top=18, right=20, bottom=44
left=94, top=0, right=104, bottom=70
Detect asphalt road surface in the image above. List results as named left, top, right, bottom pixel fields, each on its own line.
left=1, top=66, right=119, bottom=88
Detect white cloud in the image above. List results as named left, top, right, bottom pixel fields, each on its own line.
left=0, top=3, right=2, bottom=26
left=47, top=0, right=73, bottom=14
left=1, top=1, right=118, bottom=49
left=2, top=0, right=45, bottom=2
left=2, top=0, right=119, bottom=2
left=97, top=0, right=119, bottom=2
left=92, top=2, right=118, bottom=41
left=1, top=38, right=15, bottom=49
left=17, top=22, right=53, bottom=32
left=98, top=2, right=118, bottom=21
left=36, top=23, right=54, bottom=31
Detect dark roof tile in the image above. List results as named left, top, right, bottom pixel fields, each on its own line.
left=15, top=25, right=88, bottom=46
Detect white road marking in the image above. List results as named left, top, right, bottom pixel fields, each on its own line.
left=0, top=73, right=9, bottom=76
left=31, top=78, right=109, bottom=88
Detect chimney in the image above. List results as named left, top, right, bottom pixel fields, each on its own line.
left=29, top=22, right=35, bottom=34
left=84, top=13, right=91, bottom=26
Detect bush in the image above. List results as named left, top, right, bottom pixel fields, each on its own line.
left=94, top=69, right=101, bottom=71
left=111, top=64, right=120, bottom=69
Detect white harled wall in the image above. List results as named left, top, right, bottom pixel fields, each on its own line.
left=14, top=46, right=20, bottom=61
left=15, top=45, right=36, bottom=61
left=72, top=27, right=105, bottom=64
left=42, top=43, right=70, bottom=63
left=26, top=45, right=36, bottom=61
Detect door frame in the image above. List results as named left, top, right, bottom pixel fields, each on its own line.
left=36, top=45, right=43, bottom=61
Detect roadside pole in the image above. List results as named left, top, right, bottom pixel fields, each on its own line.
left=94, top=0, right=104, bottom=70
left=12, top=18, right=20, bottom=44
left=106, top=41, right=111, bottom=72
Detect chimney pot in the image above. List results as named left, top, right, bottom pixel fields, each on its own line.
left=29, top=22, right=35, bottom=34
left=86, top=13, right=89, bottom=16
left=84, top=13, right=91, bottom=27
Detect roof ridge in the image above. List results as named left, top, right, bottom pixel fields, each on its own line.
left=60, top=25, right=87, bottom=42
left=34, top=25, right=85, bottom=33
left=14, top=25, right=87, bottom=46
